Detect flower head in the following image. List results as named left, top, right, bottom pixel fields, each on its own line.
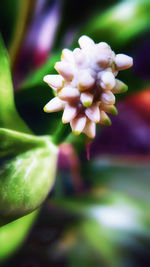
left=44, top=35, right=133, bottom=139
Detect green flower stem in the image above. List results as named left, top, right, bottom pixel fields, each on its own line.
left=52, top=122, right=71, bottom=145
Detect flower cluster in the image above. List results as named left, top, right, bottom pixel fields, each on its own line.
left=43, top=35, right=133, bottom=138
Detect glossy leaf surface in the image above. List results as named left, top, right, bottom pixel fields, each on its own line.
left=0, top=34, right=31, bottom=134
left=0, top=128, right=58, bottom=225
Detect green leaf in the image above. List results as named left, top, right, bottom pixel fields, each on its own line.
left=0, top=34, right=31, bottom=134
left=0, top=128, right=58, bottom=225
left=0, top=210, right=38, bottom=263
left=80, top=0, right=150, bottom=47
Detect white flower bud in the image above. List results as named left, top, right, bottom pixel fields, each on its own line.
left=83, top=120, right=96, bottom=139
left=112, top=79, right=128, bottom=94
left=85, top=105, right=100, bottom=123
left=78, top=70, right=95, bottom=90
left=78, top=35, right=95, bottom=50
left=71, top=115, right=86, bottom=135
left=44, top=35, right=133, bottom=139
left=101, top=91, right=115, bottom=105
left=44, top=97, right=64, bottom=113
left=43, top=75, right=64, bottom=90
left=61, top=49, right=74, bottom=64
left=80, top=92, right=93, bottom=107
left=73, top=48, right=87, bottom=67
left=97, top=42, right=110, bottom=50
left=96, top=54, right=110, bottom=69
left=100, top=103, right=118, bottom=115
left=62, top=104, right=77, bottom=123
left=99, top=111, right=111, bottom=126
left=115, top=54, right=133, bottom=70
left=55, top=62, right=74, bottom=81
left=58, top=87, right=79, bottom=100
left=100, top=71, right=116, bottom=90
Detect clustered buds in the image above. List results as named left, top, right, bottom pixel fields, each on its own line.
left=44, top=35, right=133, bottom=139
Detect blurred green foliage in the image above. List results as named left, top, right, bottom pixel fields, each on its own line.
left=0, top=0, right=19, bottom=46
left=49, top=156, right=150, bottom=267
left=0, top=210, right=38, bottom=263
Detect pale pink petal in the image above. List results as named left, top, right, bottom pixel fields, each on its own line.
left=100, top=71, right=116, bottom=90
left=80, top=92, right=93, bottom=107
left=58, top=87, right=79, bottom=101
left=101, top=91, right=115, bottom=105
left=97, top=42, right=110, bottom=50
left=78, top=35, right=95, bottom=50
left=73, top=48, right=87, bottom=66
left=61, top=48, right=74, bottom=63
left=62, top=104, right=77, bottom=123
left=111, top=79, right=128, bottom=94
left=43, top=74, right=64, bottom=90
left=115, top=54, right=133, bottom=70
left=78, top=71, right=95, bottom=90
left=96, top=54, right=109, bottom=68
left=43, top=97, right=64, bottom=113
left=85, top=105, right=100, bottom=123
left=55, top=61, right=74, bottom=81
left=99, top=111, right=111, bottom=126
left=100, top=103, right=118, bottom=115
left=71, top=115, right=86, bottom=135
left=83, top=120, right=96, bottom=139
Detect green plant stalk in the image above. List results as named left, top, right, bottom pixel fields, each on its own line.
left=52, top=122, right=71, bottom=145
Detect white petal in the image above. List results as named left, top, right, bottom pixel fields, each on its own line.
left=58, top=87, right=79, bottom=100
left=101, top=91, right=115, bottom=105
left=97, top=42, right=110, bottom=50
left=43, top=97, right=64, bottom=113
left=100, top=103, right=118, bottom=115
left=96, top=54, right=109, bottom=68
left=73, top=48, right=87, bottom=66
left=55, top=61, right=74, bottom=81
left=99, top=111, right=111, bottom=126
left=80, top=92, right=93, bottom=107
left=112, top=79, right=128, bottom=94
left=61, top=48, right=74, bottom=63
left=43, top=74, right=64, bottom=90
left=83, top=120, right=96, bottom=139
left=85, top=105, right=100, bottom=123
left=62, top=104, right=77, bottom=123
left=78, top=35, right=95, bottom=50
left=78, top=70, right=95, bottom=90
left=100, top=71, right=116, bottom=90
left=71, top=115, right=86, bottom=135
left=115, top=54, right=133, bottom=70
